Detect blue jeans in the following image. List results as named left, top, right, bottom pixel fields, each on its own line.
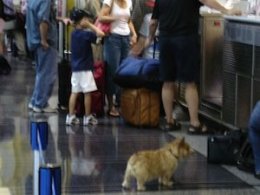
left=104, top=33, right=130, bottom=96
left=30, top=46, right=57, bottom=108
left=249, top=101, right=260, bottom=173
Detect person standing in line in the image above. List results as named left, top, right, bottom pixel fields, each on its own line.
left=66, top=8, right=105, bottom=126
left=130, top=0, right=159, bottom=59
left=147, top=0, right=241, bottom=132
left=249, top=101, right=260, bottom=179
left=131, top=0, right=153, bottom=33
left=26, top=0, right=59, bottom=113
left=98, top=0, right=137, bottom=117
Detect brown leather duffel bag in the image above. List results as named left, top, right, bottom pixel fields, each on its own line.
left=120, top=88, right=160, bottom=127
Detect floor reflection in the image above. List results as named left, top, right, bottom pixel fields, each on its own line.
left=0, top=55, right=258, bottom=194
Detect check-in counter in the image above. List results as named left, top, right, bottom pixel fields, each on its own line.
left=199, top=12, right=224, bottom=121
left=178, top=14, right=260, bottom=130
left=222, top=15, right=260, bottom=129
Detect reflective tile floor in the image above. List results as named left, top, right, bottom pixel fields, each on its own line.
left=0, top=55, right=260, bottom=195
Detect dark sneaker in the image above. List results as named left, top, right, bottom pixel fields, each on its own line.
left=160, top=122, right=181, bottom=131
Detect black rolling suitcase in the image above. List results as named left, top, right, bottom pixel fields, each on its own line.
left=58, top=25, right=71, bottom=110
left=58, top=58, right=71, bottom=110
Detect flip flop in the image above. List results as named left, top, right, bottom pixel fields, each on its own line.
left=160, top=122, right=181, bottom=131
left=188, top=124, right=208, bottom=135
left=107, top=109, right=120, bottom=117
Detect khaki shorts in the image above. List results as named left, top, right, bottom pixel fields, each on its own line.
left=71, top=71, right=97, bottom=93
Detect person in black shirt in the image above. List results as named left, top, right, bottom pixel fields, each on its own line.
left=147, top=0, right=241, bottom=133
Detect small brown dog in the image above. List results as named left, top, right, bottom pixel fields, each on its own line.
left=122, top=138, right=193, bottom=191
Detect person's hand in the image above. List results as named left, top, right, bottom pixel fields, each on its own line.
left=80, top=18, right=91, bottom=28
left=62, top=18, right=73, bottom=25
left=41, top=40, right=49, bottom=49
left=130, top=35, right=137, bottom=46
left=226, top=7, right=242, bottom=16
left=97, top=30, right=105, bottom=37
left=129, top=48, right=140, bottom=57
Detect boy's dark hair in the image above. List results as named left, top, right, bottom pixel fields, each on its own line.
left=69, top=8, right=94, bottom=23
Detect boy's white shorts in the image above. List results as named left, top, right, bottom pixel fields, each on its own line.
left=71, top=71, right=97, bottom=93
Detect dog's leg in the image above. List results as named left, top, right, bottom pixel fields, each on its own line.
left=122, top=167, right=131, bottom=189
left=163, top=179, right=173, bottom=187
left=136, top=174, right=147, bottom=191
left=161, top=173, right=173, bottom=187
left=136, top=178, right=146, bottom=191
left=158, top=177, right=163, bottom=185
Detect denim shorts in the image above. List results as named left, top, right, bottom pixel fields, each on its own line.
left=159, top=34, right=200, bottom=83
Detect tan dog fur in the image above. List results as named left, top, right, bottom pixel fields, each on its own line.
left=122, top=138, right=193, bottom=191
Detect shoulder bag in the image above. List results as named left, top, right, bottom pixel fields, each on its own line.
left=95, top=0, right=114, bottom=34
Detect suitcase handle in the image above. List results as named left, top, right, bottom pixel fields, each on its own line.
left=62, top=24, right=71, bottom=60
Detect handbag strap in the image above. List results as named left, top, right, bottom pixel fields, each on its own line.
left=109, top=0, right=114, bottom=15
left=153, top=36, right=158, bottom=59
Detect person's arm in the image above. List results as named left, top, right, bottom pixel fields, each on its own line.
left=131, top=14, right=151, bottom=56
left=199, top=0, right=241, bottom=15
left=56, top=16, right=73, bottom=25
left=130, top=35, right=146, bottom=56
left=98, top=3, right=117, bottom=23
left=81, top=18, right=105, bottom=37
left=128, top=20, right=137, bottom=46
left=88, top=22, right=105, bottom=37
left=145, top=19, right=158, bottom=48
left=38, top=1, right=51, bottom=49
left=40, top=21, right=49, bottom=49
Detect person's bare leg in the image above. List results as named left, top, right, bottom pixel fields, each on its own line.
left=84, top=93, right=91, bottom=116
left=162, top=81, right=175, bottom=124
left=69, top=93, right=78, bottom=115
left=107, top=94, right=119, bottom=116
left=185, top=82, right=200, bottom=127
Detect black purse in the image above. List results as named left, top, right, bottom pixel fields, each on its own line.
left=207, top=130, right=243, bottom=165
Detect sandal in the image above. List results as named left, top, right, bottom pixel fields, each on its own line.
left=160, top=122, right=181, bottom=131
left=107, top=109, right=120, bottom=117
left=188, top=124, right=208, bottom=135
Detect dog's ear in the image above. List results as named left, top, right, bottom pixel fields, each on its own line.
left=176, top=137, right=185, bottom=152
left=179, top=137, right=185, bottom=145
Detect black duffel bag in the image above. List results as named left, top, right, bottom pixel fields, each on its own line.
left=207, top=130, right=245, bottom=165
